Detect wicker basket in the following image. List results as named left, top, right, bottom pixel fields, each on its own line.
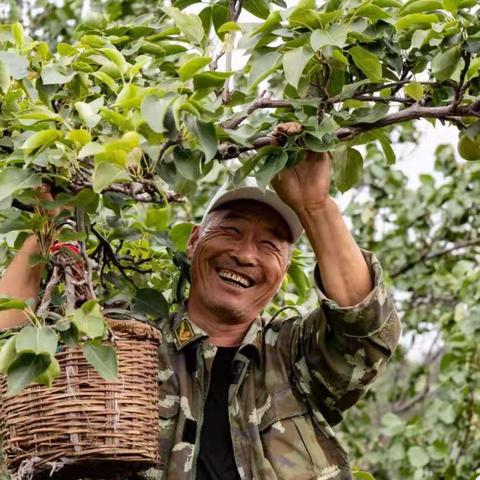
left=0, top=318, right=162, bottom=479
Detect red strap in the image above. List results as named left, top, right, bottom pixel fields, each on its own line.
left=50, top=242, right=81, bottom=256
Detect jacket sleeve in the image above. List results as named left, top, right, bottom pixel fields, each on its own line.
left=288, top=249, right=401, bottom=426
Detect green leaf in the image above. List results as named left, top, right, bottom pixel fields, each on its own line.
left=373, top=0, right=401, bottom=6
left=21, top=129, right=63, bottom=155
left=141, top=93, right=177, bottom=133
left=399, top=0, right=442, bottom=15
left=407, top=446, right=429, bottom=468
left=188, top=118, right=218, bottom=161
left=404, top=81, right=424, bottom=101
left=394, top=13, right=439, bottom=30
left=352, top=471, right=376, bottom=480
left=0, top=167, right=42, bottom=203
left=133, top=288, right=169, bottom=318
left=356, top=3, right=391, bottom=20
left=15, top=326, right=58, bottom=356
left=7, top=353, right=51, bottom=395
left=169, top=223, right=194, bottom=252
left=57, top=42, right=77, bottom=56
left=83, top=342, right=118, bottom=381
left=333, top=147, right=363, bottom=192
left=41, top=66, right=76, bottom=85
left=0, top=51, right=28, bottom=79
left=34, top=356, right=60, bottom=388
left=311, top=24, right=348, bottom=50
left=255, top=147, right=289, bottom=191
left=66, top=129, right=92, bottom=145
left=0, top=297, right=29, bottom=311
left=377, top=132, right=396, bottom=165
left=92, top=162, right=130, bottom=193
left=92, top=71, right=119, bottom=93
left=442, top=0, right=462, bottom=11
left=178, top=56, right=212, bottom=81
left=431, top=47, right=461, bottom=81
left=349, top=46, right=382, bottom=82
left=12, top=22, right=25, bottom=47
left=287, top=263, right=310, bottom=300
left=244, top=0, right=270, bottom=18
left=0, top=58, right=10, bottom=93
left=217, top=21, right=242, bottom=34
left=0, top=336, right=17, bottom=374
left=466, top=57, right=480, bottom=81
left=193, top=71, right=233, bottom=89
left=75, top=97, right=104, bottom=129
left=248, top=52, right=281, bottom=88
left=99, top=47, right=128, bottom=75
left=283, top=47, right=313, bottom=89
left=163, top=6, right=205, bottom=43
left=114, top=83, right=143, bottom=109
left=71, top=301, right=106, bottom=339
left=146, top=206, right=170, bottom=232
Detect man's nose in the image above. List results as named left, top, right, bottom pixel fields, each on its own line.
left=231, top=240, right=257, bottom=266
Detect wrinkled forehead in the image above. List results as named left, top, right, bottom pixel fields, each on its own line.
left=209, top=199, right=293, bottom=243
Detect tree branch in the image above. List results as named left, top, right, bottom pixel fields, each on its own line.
left=217, top=97, right=480, bottom=159
left=391, top=238, right=480, bottom=278
left=335, top=101, right=480, bottom=140
left=70, top=176, right=184, bottom=204
left=221, top=91, right=293, bottom=129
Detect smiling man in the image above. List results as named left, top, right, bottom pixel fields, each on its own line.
left=0, top=126, right=400, bottom=480
left=155, top=125, right=401, bottom=480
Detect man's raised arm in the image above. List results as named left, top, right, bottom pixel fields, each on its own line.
left=272, top=145, right=371, bottom=307
left=271, top=125, right=400, bottom=425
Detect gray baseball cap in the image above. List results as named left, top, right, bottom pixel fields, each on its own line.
left=202, top=185, right=303, bottom=242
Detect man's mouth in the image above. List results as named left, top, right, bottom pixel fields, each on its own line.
left=216, top=269, right=255, bottom=289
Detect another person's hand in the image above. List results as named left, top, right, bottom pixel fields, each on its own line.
left=270, top=122, right=331, bottom=214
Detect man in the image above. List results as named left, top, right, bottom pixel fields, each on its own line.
left=0, top=124, right=400, bottom=480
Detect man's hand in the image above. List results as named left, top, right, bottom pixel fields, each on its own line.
left=270, top=123, right=331, bottom=214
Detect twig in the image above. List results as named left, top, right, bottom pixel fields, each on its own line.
left=36, top=266, right=61, bottom=318
left=352, top=95, right=414, bottom=105
left=358, top=80, right=449, bottom=95
left=75, top=206, right=96, bottom=301
left=221, top=92, right=292, bottom=129
left=90, top=226, right=135, bottom=285
left=454, top=51, right=471, bottom=107
left=393, top=347, right=443, bottom=414
left=70, top=176, right=184, bottom=204
left=392, top=238, right=480, bottom=278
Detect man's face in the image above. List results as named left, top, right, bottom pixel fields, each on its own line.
left=187, top=200, right=292, bottom=324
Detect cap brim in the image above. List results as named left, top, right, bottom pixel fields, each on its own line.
left=203, top=186, right=303, bottom=242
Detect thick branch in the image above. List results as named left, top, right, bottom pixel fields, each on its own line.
left=217, top=98, right=480, bottom=159
left=335, top=101, right=480, bottom=140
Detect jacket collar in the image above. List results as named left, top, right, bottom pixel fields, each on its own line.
left=171, top=304, right=264, bottom=365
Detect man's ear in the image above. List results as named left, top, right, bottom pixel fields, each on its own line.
left=187, top=225, right=200, bottom=260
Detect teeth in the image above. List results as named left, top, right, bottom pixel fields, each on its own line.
left=218, top=269, right=251, bottom=288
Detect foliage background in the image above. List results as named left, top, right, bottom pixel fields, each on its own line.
left=1, top=0, right=480, bottom=479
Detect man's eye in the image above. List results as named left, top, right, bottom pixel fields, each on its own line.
left=223, top=227, right=240, bottom=234
left=262, top=240, right=279, bottom=250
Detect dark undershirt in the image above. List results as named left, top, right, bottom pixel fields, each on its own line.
left=197, top=346, right=241, bottom=480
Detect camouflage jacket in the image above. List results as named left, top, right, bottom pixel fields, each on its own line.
left=156, top=250, right=401, bottom=480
